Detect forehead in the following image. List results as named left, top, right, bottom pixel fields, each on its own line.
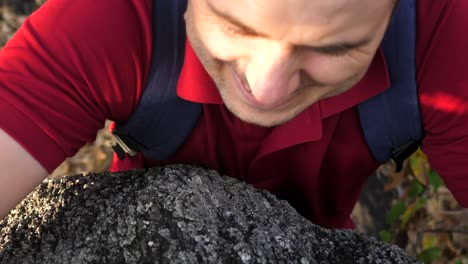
left=202, top=0, right=394, bottom=44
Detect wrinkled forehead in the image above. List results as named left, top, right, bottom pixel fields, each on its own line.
left=203, top=0, right=395, bottom=43
left=205, top=0, right=393, bottom=20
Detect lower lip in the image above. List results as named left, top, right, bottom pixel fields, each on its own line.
left=231, top=68, right=290, bottom=111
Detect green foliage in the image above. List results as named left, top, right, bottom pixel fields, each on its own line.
left=408, top=180, right=425, bottom=198
left=386, top=199, right=406, bottom=225
left=428, top=169, right=443, bottom=192
left=418, top=247, right=442, bottom=263
left=379, top=230, right=393, bottom=243
left=382, top=150, right=448, bottom=264
left=401, top=197, right=427, bottom=226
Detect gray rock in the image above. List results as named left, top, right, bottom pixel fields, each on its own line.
left=0, top=164, right=421, bottom=264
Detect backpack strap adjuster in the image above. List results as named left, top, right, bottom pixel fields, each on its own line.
left=112, top=133, right=141, bottom=160
left=390, top=140, right=421, bottom=172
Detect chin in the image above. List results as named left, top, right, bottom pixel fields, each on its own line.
left=234, top=114, right=291, bottom=127
left=236, top=114, right=288, bottom=127
left=223, top=100, right=306, bottom=127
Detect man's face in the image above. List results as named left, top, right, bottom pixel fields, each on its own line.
left=185, top=0, right=395, bottom=127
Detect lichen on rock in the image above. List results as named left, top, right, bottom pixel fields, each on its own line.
left=0, top=164, right=421, bottom=263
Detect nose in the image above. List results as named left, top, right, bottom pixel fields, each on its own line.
left=244, top=42, right=301, bottom=108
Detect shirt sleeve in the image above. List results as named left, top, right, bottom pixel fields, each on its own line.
left=0, top=0, right=152, bottom=172
left=417, top=0, right=468, bottom=207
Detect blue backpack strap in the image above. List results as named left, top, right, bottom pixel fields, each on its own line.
left=358, top=0, right=423, bottom=170
left=112, top=0, right=202, bottom=160
left=114, top=0, right=423, bottom=167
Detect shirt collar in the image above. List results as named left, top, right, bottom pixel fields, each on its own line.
left=177, top=40, right=223, bottom=104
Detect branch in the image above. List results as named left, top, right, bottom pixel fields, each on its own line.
left=423, top=228, right=468, bottom=235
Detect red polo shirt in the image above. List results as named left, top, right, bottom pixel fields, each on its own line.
left=110, top=40, right=387, bottom=228
left=0, top=0, right=467, bottom=228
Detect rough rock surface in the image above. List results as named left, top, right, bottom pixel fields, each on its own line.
left=0, top=164, right=421, bottom=264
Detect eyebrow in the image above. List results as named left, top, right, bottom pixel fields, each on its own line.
left=300, top=38, right=372, bottom=55
left=206, top=1, right=373, bottom=55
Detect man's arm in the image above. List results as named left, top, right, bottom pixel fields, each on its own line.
left=417, top=0, right=468, bottom=208
left=0, top=129, right=47, bottom=219
left=0, top=0, right=152, bottom=219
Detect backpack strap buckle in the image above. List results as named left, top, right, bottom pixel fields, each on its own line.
left=390, top=140, right=421, bottom=172
left=111, top=133, right=140, bottom=160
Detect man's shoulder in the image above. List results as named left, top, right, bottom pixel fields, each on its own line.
left=20, top=0, right=154, bottom=112
left=32, top=0, right=153, bottom=35
left=0, top=0, right=154, bottom=171
left=415, top=1, right=468, bottom=208
left=417, top=0, right=467, bottom=30
left=416, top=0, right=468, bottom=72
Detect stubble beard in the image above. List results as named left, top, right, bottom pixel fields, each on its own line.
left=203, top=60, right=308, bottom=127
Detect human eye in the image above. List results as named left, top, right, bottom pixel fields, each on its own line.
left=315, top=46, right=350, bottom=58
left=299, top=45, right=350, bottom=59
left=216, top=21, right=258, bottom=39
left=220, top=24, right=249, bottom=38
